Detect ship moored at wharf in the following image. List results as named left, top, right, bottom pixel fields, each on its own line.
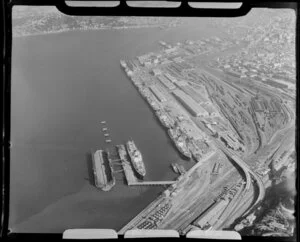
left=171, top=162, right=186, bottom=175
left=171, top=163, right=179, bottom=173
left=155, top=110, right=175, bottom=128
left=120, top=58, right=192, bottom=160
left=168, top=128, right=191, bottom=159
left=126, top=140, right=146, bottom=177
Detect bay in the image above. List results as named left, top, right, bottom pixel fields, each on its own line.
left=10, top=18, right=229, bottom=232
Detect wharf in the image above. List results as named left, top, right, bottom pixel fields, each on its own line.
left=92, top=150, right=115, bottom=191
left=128, top=181, right=175, bottom=186
left=116, top=145, right=175, bottom=186
left=116, top=145, right=138, bottom=184
left=118, top=191, right=169, bottom=234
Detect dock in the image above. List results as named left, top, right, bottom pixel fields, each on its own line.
left=116, top=144, right=175, bottom=186
left=92, top=150, right=115, bottom=191
left=116, top=145, right=138, bottom=184
left=128, top=181, right=175, bottom=186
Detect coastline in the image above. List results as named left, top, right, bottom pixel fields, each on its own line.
left=12, top=24, right=172, bottom=38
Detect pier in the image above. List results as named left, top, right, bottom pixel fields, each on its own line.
left=92, top=143, right=175, bottom=190
left=128, top=181, right=175, bottom=186
left=92, top=150, right=115, bottom=191
left=116, top=144, right=175, bottom=187
left=122, top=157, right=138, bottom=184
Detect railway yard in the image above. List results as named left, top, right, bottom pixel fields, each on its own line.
left=117, top=23, right=295, bottom=235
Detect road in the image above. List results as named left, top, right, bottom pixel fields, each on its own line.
left=213, top=140, right=266, bottom=220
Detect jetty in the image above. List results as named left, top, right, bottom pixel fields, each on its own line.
left=92, top=141, right=175, bottom=191
left=92, top=150, right=115, bottom=191
left=116, top=144, right=175, bottom=187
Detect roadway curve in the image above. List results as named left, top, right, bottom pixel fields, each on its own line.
left=214, top=141, right=265, bottom=217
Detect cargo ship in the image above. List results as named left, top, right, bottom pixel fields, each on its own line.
left=168, top=128, right=191, bottom=159
left=171, top=163, right=179, bottom=174
left=126, top=140, right=146, bottom=177
left=187, top=139, right=202, bottom=162
left=177, top=164, right=186, bottom=174
left=191, top=152, right=202, bottom=163
left=156, top=110, right=174, bottom=128
left=171, top=162, right=186, bottom=175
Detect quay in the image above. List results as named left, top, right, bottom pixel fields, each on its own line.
left=128, top=181, right=175, bottom=186
left=116, top=144, right=175, bottom=187
left=118, top=190, right=171, bottom=234
left=116, top=145, right=138, bottom=184
left=92, top=150, right=115, bottom=191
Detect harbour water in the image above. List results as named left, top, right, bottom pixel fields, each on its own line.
left=10, top=18, right=230, bottom=232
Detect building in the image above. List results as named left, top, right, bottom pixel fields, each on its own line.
left=161, top=59, right=172, bottom=65
left=138, top=54, right=150, bottom=65
left=251, top=99, right=262, bottom=111
left=202, top=103, right=218, bottom=116
left=175, top=81, right=187, bottom=88
left=174, top=57, right=183, bottom=63
left=165, top=47, right=177, bottom=54
left=181, top=85, right=209, bottom=104
left=220, top=132, right=241, bottom=151
left=144, top=61, right=152, bottom=67
left=164, top=73, right=177, bottom=83
left=152, top=68, right=162, bottom=76
left=157, top=75, right=176, bottom=90
left=172, top=89, right=208, bottom=117
left=149, top=85, right=167, bottom=102
left=225, top=70, right=241, bottom=78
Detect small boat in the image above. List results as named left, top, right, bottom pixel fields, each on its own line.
left=102, top=128, right=108, bottom=131
left=105, top=139, right=112, bottom=143
left=101, top=121, right=106, bottom=124
left=104, top=133, right=110, bottom=137
left=178, top=165, right=186, bottom=174
left=171, top=163, right=179, bottom=174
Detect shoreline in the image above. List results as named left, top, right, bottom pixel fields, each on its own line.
left=12, top=24, right=176, bottom=38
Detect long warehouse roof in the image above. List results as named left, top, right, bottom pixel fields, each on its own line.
left=173, top=89, right=208, bottom=116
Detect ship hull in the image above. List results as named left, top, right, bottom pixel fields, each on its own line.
left=128, top=156, right=146, bottom=177
left=126, top=141, right=146, bottom=177
left=167, top=129, right=191, bottom=159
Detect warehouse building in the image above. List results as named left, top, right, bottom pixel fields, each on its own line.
left=157, top=75, right=176, bottom=90
left=175, top=80, right=187, bottom=88
left=172, top=90, right=208, bottom=117
left=201, top=103, right=218, bottom=116
left=164, top=73, right=178, bottom=83
left=181, top=85, right=209, bottom=104
left=149, top=85, right=167, bottom=102
left=152, top=68, right=162, bottom=76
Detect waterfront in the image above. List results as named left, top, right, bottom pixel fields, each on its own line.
left=10, top=19, right=228, bottom=232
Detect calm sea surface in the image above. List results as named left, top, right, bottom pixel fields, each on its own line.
left=10, top=18, right=229, bottom=232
